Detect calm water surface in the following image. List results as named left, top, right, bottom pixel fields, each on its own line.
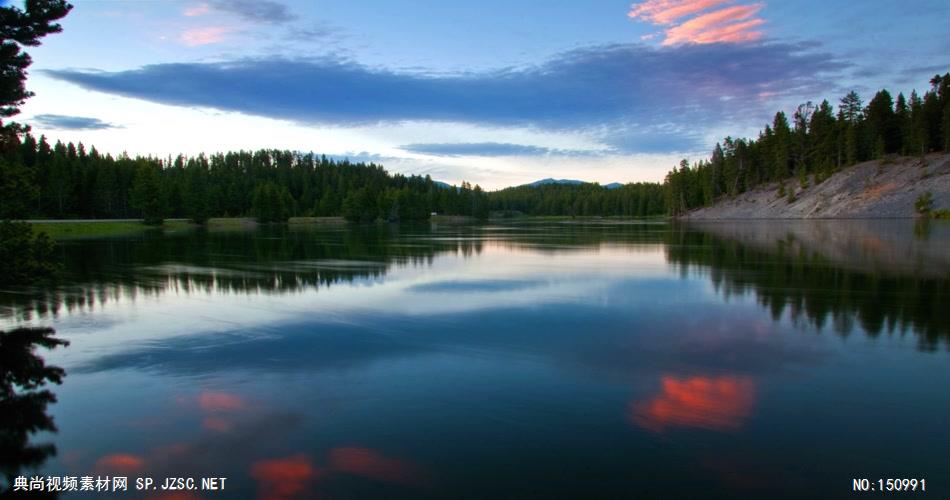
left=3, top=220, right=950, bottom=499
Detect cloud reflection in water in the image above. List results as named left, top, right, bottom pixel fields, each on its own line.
left=632, top=375, right=756, bottom=432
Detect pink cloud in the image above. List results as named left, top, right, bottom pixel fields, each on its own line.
left=663, top=4, right=764, bottom=45
left=628, top=0, right=766, bottom=45
left=183, top=3, right=210, bottom=17
left=180, top=26, right=232, bottom=47
left=628, top=0, right=732, bottom=25
left=686, top=17, right=764, bottom=44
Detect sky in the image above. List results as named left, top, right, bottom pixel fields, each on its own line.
left=14, top=0, right=950, bottom=189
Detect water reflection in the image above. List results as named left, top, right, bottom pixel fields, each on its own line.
left=94, top=454, right=145, bottom=475
left=670, top=220, right=950, bottom=349
left=0, top=327, right=68, bottom=497
left=1, top=223, right=673, bottom=322
left=2, top=220, right=949, bottom=498
left=249, top=454, right=319, bottom=500
left=327, top=447, right=423, bottom=486
left=631, top=376, right=756, bottom=433
left=5, top=220, right=946, bottom=348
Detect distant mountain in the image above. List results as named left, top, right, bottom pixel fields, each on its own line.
left=524, top=178, right=585, bottom=187
left=433, top=181, right=453, bottom=189
left=520, top=178, right=624, bottom=189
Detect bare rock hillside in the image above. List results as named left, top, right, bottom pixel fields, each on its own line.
left=685, top=153, right=950, bottom=219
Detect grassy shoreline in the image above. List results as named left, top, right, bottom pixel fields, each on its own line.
left=30, top=220, right=194, bottom=239
left=27, top=214, right=670, bottom=239
left=28, top=217, right=348, bottom=239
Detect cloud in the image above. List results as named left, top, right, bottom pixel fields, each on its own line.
left=180, top=26, right=232, bottom=46
left=31, top=114, right=120, bottom=130
left=629, top=0, right=766, bottom=46
left=46, top=42, right=840, bottom=154
left=400, top=142, right=600, bottom=157
left=210, top=0, right=296, bottom=24
left=663, top=3, right=764, bottom=45
left=629, top=0, right=732, bottom=25
left=286, top=25, right=342, bottom=41
left=183, top=3, right=210, bottom=17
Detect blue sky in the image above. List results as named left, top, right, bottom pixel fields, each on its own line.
left=18, top=0, right=950, bottom=188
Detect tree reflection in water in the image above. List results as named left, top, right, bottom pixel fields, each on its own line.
left=0, top=327, right=68, bottom=498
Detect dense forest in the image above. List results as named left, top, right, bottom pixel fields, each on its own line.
left=1, top=133, right=668, bottom=221
left=664, top=74, right=950, bottom=215
left=1, top=140, right=492, bottom=224
left=489, top=182, right=665, bottom=217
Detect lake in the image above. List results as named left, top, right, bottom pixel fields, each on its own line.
left=2, top=220, right=949, bottom=499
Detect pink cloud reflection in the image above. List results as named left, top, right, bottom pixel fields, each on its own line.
left=250, top=454, right=321, bottom=500
left=95, top=453, right=146, bottom=474
left=329, top=447, right=422, bottom=485
left=197, top=391, right=247, bottom=412
left=631, top=375, right=756, bottom=432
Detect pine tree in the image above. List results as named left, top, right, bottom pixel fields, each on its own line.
left=0, top=0, right=72, bottom=144
left=792, top=102, right=815, bottom=175
left=839, top=91, right=864, bottom=165
left=772, top=112, right=791, bottom=180
left=472, top=185, right=489, bottom=220
left=342, top=187, right=376, bottom=223
left=909, top=91, right=928, bottom=156
left=710, top=143, right=724, bottom=199
left=0, top=160, right=37, bottom=218
left=250, top=182, right=292, bottom=223
left=130, top=162, right=166, bottom=225
left=839, top=91, right=864, bottom=123
left=184, top=162, right=210, bottom=224
left=866, top=90, right=897, bottom=157
left=809, top=100, right=837, bottom=179
left=895, top=93, right=911, bottom=155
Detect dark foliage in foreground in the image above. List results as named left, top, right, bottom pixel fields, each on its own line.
left=0, top=326, right=69, bottom=497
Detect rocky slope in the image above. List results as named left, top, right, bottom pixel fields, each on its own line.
left=685, top=153, right=950, bottom=219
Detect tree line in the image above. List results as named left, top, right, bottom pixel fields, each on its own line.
left=489, top=182, right=666, bottom=217
left=1, top=140, right=491, bottom=224
left=665, top=74, right=950, bottom=215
